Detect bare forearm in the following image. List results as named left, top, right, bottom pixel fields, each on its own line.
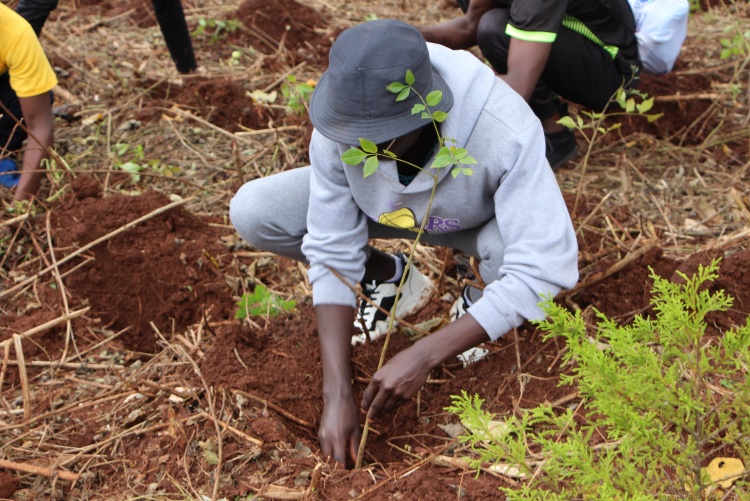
left=500, top=38, right=552, bottom=102
left=14, top=125, right=52, bottom=201
left=315, top=304, right=356, bottom=398
left=419, top=17, right=477, bottom=49
left=415, top=313, right=490, bottom=368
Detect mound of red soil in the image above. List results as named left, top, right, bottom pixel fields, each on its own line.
left=49, top=176, right=234, bottom=353
left=138, top=77, right=278, bottom=132
left=227, top=0, right=335, bottom=67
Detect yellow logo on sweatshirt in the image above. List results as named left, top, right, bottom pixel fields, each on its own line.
left=378, top=207, right=418, bottom=231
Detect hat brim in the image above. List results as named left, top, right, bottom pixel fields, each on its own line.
left=309, top=67, right=453, bottom=146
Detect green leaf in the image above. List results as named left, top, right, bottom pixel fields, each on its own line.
left=459, top=156, right=477, bottom=165
left=646, top=113, right=664, bottom=123
left=411, top=103, right=426, bottom=115
left=426, top=90, right=442, bottom=107
left=203, top=449, right=219, bottom=465
left=616, top=88, right=627, bottom=108
left=382, top=149, right=397, bottom=158
left=359, top=138, right=378, bottom=154
left=462, top=167, right=473, bottom=176
left=451, top=167, right=461, bottom=178
left=432, top=111, right=448, bottom=123
left=114, top=143, right=130, bottom=156
left=432, top=147, right=454, bottom=169
left=396, top=87, right=410, bottom=102
left=421, top=112, right=431, bottom=120
left=556, top=116, right=576, bottom=129
left=636, top=97, right=654, bottom=114
left=363, top=156, right=379, bottom=177
left=625, top=98, right=636, bottom=113
left=405, top=69, right=415, bottom=86
left=386, top=81, right=406, bottom=93
left=341, top=148, right=367, bottom=165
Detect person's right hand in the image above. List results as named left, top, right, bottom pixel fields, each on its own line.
left=318, top=393, right=361, bottom=466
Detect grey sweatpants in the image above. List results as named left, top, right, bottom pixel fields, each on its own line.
left=229, top=166, right=506, bottom=285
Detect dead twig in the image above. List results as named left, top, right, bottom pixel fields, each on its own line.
left=0, top=458, right=80, bottom=482
left=560, top=241, right=658, bottom=299
left=232, top=389, right=314, bottom=429
left=0, top=197, right=195, bottom=301
left=0, top=308, right=89, bottom=349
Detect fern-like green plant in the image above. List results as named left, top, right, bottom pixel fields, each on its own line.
left=448, top=258, right=750, bottom=500
left=235, top=283, right=296, bottom=319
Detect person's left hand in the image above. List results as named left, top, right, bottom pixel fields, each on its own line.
left=360, top=343, right=433, bottom=419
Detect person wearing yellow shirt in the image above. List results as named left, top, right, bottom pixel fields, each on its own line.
left=0, top=2, right=57, bottom=201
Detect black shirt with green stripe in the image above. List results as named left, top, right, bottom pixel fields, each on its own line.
left=506, top=0, right=639, bottom=72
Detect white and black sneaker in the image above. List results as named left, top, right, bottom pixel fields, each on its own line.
left=352, top=253, right=435, bottom=345
left=449, top=285, right=490, bottom=367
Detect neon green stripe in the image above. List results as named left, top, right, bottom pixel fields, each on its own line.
left=505, top=25, right=556, bottom=43
left=561, top=15, right=619, bottom=60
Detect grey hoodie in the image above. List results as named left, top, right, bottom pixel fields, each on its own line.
left=301, top=43, right=579, bottom=341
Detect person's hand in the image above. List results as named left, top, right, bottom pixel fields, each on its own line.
left=361, top=344, right=433, bottom=420
left=318, top=393, right=360, bottom=466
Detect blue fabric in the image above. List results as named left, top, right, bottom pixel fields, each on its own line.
left=0, top=158, right=19, bottom=188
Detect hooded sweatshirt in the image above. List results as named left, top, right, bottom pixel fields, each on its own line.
left=301, top=43, right=579, bottom=341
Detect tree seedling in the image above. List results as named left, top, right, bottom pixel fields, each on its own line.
left=340, top=69, right=476, bottom=468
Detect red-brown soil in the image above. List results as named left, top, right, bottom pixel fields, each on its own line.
left=0, top=0, right=748, bottom=499
left=1, top=178, right=749, bottom=499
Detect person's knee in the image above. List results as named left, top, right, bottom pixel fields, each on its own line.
left=229, top=182, right=273, bottom=250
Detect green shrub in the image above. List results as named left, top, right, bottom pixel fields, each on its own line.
left=448, top=259, right=749, bottom=500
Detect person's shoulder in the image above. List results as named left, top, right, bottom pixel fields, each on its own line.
left=480, top=79, right=539, bottom=134
left=0, top=3, right=34, bottom=37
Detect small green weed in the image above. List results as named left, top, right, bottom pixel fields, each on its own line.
left=281, top=75, right=315, bottom=115
left=112, top=143, right=180, bottom=183
left=192, top=17, right=240, bottom=43
left=719, top=24, right=750, bottom=60
left=235, top=283, right=296, bottom=319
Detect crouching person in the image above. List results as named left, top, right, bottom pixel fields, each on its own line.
left=0, top=2, right=56, bottom=200
left=230, top=19, right=578, bottom=466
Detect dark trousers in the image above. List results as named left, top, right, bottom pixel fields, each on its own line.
left=0, top=72, right=26, bottom=155
left=2, top=0, right=198, bottom=153
left=459, top=2, right=637, bottom=120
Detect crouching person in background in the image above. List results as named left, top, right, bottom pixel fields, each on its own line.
left=0, top=2, right=56, bottom=201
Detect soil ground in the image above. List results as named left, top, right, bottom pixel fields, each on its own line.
left=1, top=0, right=749, bottom=499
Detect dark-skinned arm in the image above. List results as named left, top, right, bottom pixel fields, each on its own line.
left=500, top=38, right=552, bottom=102
left=315, top=304, right=361, bottom=466
left=419, top=0, right=497, bottom=49
left=361, top=313, right=490, bottom=419
left=14, top=93, right=53, bottom=201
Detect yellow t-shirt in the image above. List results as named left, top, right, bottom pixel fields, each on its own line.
left=0, top=3, right=58, bottom=97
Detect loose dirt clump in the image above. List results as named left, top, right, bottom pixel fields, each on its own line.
left=49, top=177, right=234, bottom=352
left=228, top=0, right=334, bottom=68
left=139, top=77, right=279, bottom=132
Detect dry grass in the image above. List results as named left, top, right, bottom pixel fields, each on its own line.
left=0, top=0, right=749, bottom=498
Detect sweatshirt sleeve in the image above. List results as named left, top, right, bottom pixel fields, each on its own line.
left=467, top=120, right=579, bottom=340
left=301, top=131, right=369, bottom=308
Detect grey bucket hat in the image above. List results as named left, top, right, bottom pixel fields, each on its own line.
left=309, top=19, right=454, bottom=145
